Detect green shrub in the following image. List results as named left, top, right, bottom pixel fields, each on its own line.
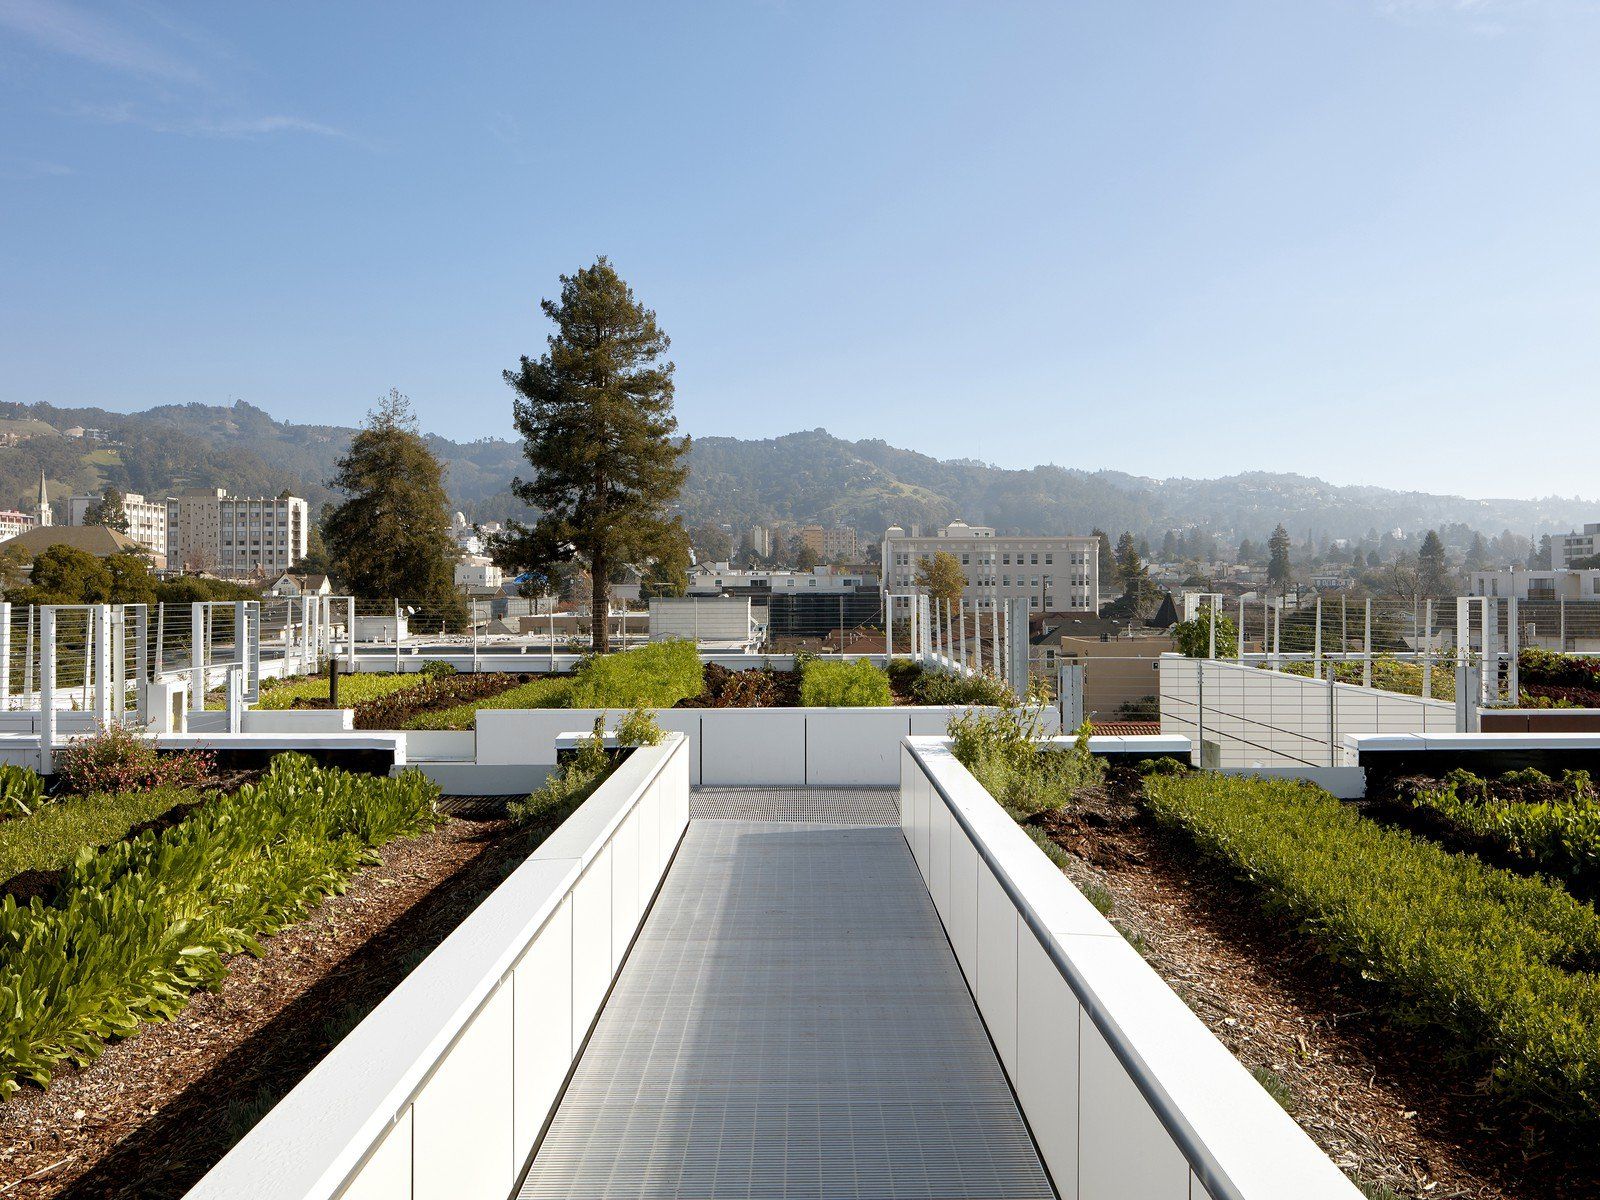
left=799, top=659, right=894, bottom=707
left=911, top=670, right=1012, bottom=707
left=1144, top=773, right=1600, bottom=1120
left=510, top=720, right=612, bottom=830
left=0, top=766, right=45, bottom=819
left=1407, top=768, right=1600, bottom=887
left=54, top=724, right=213, bottom=795
left=0, top=789, right=199, bottom=886
left=567, top=639, right=704, bottom=709
left=949, top=704, right=1104, bottom=819
left=616, top=706, right=664, bottom=747
left=254, top=672, right=424, bottom=711
left=0, top=754, right=440, bottom=1097
left=419, top=660, right=457, bottom=679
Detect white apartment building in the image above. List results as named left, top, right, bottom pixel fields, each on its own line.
left=166, top=488, right=309, bottom=578
left=1471, top=567, right=1600, bottom=601
left=881, top=520, right=1100, bottom=612
left=688, top=563, right=866, bottom=595
left=1559, top=523, right=1600, bottom=568
left=64, top=491, right=168, bottom=556
left=454, top=555, right=505, bottom=592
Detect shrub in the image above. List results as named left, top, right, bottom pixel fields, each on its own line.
left=616, top=706, right=664, bottom=747
left=510, top=719, right=612, bottom=831
left=567, top=640, right=704, bottom=709
left=911, top=670, right=1012, bottom=707
left=1144, top=772, right=1600, bottom=1120
left=0, top=766, right=45, bottom=819
left=0, top=754, right=440, bottom=1096
left=54, top=724, right=213, bottom=796
left=691, top=662, right=782, bottom=707
left=949, top=702, right=1104, bottom=819
left=1405, top=768, right=1600, bottom=887
left=419, top=660, right=457, bottom=679
left=799, top=659, right=893, bottom=707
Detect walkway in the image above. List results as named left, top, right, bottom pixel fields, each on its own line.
left=517, top=788, right=1055, bottom=1199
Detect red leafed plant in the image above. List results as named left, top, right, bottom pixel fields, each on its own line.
left=54, top=723, right=215, bottom=795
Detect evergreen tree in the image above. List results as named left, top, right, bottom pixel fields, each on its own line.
left=1417, top=529, right=1450, bottom=596
left=492, top=258, right=690, bottom=652
left=324, top=390, right=464, bottom=623
left=1236, top=537, right=1256, bottom=565
left=1091, top=527, right=1116, bottom=587
left=84, top=488, right=130, bottom=534
left=1267, top=524, right=1293, bottom=595
left=1160, top=530, right=1179, bottom=560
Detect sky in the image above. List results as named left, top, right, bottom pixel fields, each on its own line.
left=2, top=1, right=1598, bottom=501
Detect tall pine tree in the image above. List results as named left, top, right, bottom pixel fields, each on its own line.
left=492, top=258, right=690, bottom=652
left=324, top=390, right=464, bottom=624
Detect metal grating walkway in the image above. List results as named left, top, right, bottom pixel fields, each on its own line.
left=690, top=787, right=900, bottom=826
left=517, top=790, right=1055, bottom=1199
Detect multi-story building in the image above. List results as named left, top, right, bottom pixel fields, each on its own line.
left=454, top=555, right=505, bottom=592
left=688, top=562, right=868, bottom=597
left=881, top=520, right=1099, bottom=612
left=1471, top=567, right=1600, bottom=602
left=1559, top=524, right=1600, bottom=568
left=822, top=526, right=857, bottom=562
left=165, top=488, right=309, bottom=578
left=64, top=491, right=168, bottom=556
left=0, top=510, right=36, bottom=540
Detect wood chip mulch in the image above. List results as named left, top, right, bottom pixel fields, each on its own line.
left=1032, top=774, right=1600, bottom=1200
left=0, top=804, right=538, bottom=1200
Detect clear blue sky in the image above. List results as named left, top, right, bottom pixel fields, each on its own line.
left=2, top=1, right=1597, bottom=500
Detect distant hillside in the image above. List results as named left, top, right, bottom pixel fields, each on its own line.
left=0, top=402, right=1588, bottom=546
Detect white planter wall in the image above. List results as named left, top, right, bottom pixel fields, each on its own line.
left=475, top=705, right=1059, bottom=787
left=901, top=736, right=1361, bottom=1200
left=187, top=734, right=692, bottom=1200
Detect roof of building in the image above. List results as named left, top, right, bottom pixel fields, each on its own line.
left=0, top=525, right=143, bottom=557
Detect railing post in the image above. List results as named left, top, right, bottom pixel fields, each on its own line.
left=347, top=596, right=357, bottom=673
left=394, top=599, right=402, bottom=673
left=190, top=602, right=206, bottom=716
left=0, top=602, right=10, bottom=712
left=1421, top=598, right=1433, bottom=700
left=39, top=607, right=56, bottom=775
left=1507, top=595, right=1520, bottom=704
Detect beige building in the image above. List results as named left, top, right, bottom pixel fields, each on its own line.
left=166, top=488, right=309, bottom=578
left=882, top=520, right=1100, bottom=613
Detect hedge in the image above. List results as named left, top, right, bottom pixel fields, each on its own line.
left=0, top=754, right=440, bottom=1097
left=799, top=659, right=893, bottom=707
left=255, top=672, right=426, bottom=711
left=567, top=640, right=704, bottom=709
left=1144, top=773, right=1600, bottom=1121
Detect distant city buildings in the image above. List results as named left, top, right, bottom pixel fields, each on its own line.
left=882, top=520, right=1099, bottom=612
left=0, top=510, right=36, bottom=541
left=165, top=488, right=309, bottom=578
left=1471, top=567, right=1600, bottom=602
left=454, top=555, right=505, bottom=593
left=688, top=562, right=868, bottom=596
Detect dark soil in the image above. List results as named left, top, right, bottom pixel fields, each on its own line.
left=0, top=804, right=535, bottom=1199
left=1029, top=767, right=1600, bottom=1200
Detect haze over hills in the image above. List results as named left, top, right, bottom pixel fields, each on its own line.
left=0, top=401, right=1589, bottom=548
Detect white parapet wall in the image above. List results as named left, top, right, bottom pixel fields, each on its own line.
left=900, top=736, right=1362, bottom=1199
left=472, top=705, right=1059, bottom=788
left=1159, top=654, right=1453, bottom=768
left=186, top=733, right=692, bottom=1200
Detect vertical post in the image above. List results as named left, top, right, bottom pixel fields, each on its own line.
left=1313, top=597, right=1323, bottom=680
left=959, top=603, right=968, bottom=671
left=973, top=607, right=983, bottom=674
left=135, top=605, right=148, bottom=687
left=155, top=601, right=165, bottom=677
left=1362, top=598, right=1372, bottom=689
left=1560, top=597, right=1567, bottom=652
left=1207, top=600, right=1217, bottom=660
left=992, top=604, right=1002, bottom=680
left=1508, top=595, right=1520, bottom=705
left=347, top=597, right=357, bottom=673
left=1007, top=596, right=1029, bottom=699
left=1237, top=596, right=1245, bottom=663
left=23, top=607, right=34, bottom=704
left=549, top=608, right=556, bottom=671
left=0, top=602, right=10, bottom=712
left=39, top=607, right=55, bottom=775
left=1327, top=645, right=1337, bottom=768
left=394, top=599, right=402, bottom=673
left=472, top=605, right=480, bottom=673
left=1271, top=599, right=1282, bottom=669
left=190, top=602, right=205, bottom=715
left=1196, top=653, right=1205, bottom=768
left=1422, top=598, right=1433, bottom=700
left=111, top=607, right=126, bottom=721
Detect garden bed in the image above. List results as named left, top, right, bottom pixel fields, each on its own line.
left=0, top=802, right=535, bottom=1199
left=1022, top=767, right=1600, bottom=1199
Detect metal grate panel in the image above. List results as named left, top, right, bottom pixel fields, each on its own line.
left=518, top=807, right=1054, bottom=1199
left=690, top=787, right=900, bottom=825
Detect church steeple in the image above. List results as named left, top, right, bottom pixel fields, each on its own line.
left=37, top=471, right=51, bottom=528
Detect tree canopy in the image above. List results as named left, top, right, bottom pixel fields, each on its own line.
left=323, top=390, right=464, bottom=623
left=84, top=488, right=130, bottom=534
left=1267, top=524, right=1293, bottom=595
left=491, top=258, right=691, bottom=652
left=914, top=550, right=967, bottom=613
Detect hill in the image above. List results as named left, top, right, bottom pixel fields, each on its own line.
left=0, top=402, right=1587, bottom=546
